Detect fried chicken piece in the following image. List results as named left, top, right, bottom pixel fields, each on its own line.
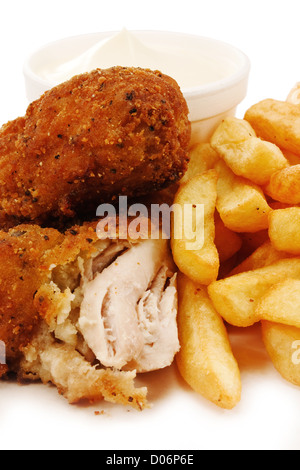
left=0, top=221, right=179, bottom=409
left=0, top=67, right=190, bottom=228
left=0, top=224, right=64, bottom=362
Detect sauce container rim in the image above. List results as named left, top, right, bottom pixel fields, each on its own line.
left=23, top=29, right=251, bottom=121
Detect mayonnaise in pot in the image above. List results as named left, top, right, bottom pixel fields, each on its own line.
left=36, top=29, right=237, bottom=91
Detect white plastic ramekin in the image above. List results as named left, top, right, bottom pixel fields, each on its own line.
left=23, top=30, right=250, bottom=145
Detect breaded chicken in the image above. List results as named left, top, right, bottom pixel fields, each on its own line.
left=0, top=67, right=190, bottom=228
left=0, top=224, right=64, bottom=364
left=0, top=221, right=179, bottom=410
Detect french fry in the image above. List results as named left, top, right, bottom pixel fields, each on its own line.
left=286, top=82, right=300, bottom=106
left=261, top=321, right=300, bottom=386
left=256, top=279, right=300, bottom=328
left=208, top=258, right=300, bottom=327
left=229, top=240, right=292, bottom=276
left=214, top=160, right=271, bottom=233
left=176, top=93, right=300, bottom=409
left=171, top=170, right=219, bottom=285
left=269, top=207, right=300, bottom=254
left=211, top=117, right=288, bottom=185
left=245, top=99, right=300, bottom=156
left=212, top=116, right=256, bottom=143
left=180, top=143, right=219, bottom=184
left=176, top=273, right=241, bottom=409
left=265, top=165, right=300, bottom=204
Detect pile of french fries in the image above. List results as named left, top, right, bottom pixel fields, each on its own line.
left=172, top=89, right=300, bottom=409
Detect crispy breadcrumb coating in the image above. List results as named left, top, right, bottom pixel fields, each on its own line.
left=0, top=222, right=147, bottom=408
left=0, top=221, right=178, bottom=410
left=0, top=224, right=64, bottom=362
left=0, top=221, right=105, bottom=367
left=0, top=67, right=190, bottom=228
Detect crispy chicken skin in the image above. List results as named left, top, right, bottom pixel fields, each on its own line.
left=0, top=221, right=179, bottom=410
left=0, top=67, right=190, bottom=227
left=0, top=224, right=64, bottom=364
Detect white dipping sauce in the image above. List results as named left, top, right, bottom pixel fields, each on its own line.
left=24, top=30, right=250, bottom=144
left=37, top=29, right=236, bottom=91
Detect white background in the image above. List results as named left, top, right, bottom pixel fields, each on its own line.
left=0, top=0, right=300, bottom=451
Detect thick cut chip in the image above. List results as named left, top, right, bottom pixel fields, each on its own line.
left=265, top=165, right=300, bottom=204
left=176, top=273, right=241, bottom=409
left=211, top=116, right=256, bottom=144
left=286, top=82, right=300, bottom=105
left=245, top=99, right=300, bottom=156
left=230, top=241, right=292, bottom=276
left=171, top=170, right=219, bottom=285
left=208, top=258, right=300, bottom=327
left=180, top=143, right=219, bottom=184
left=261, top=321, right=300, bottom=386
left=256, top=279, right=300, bottom=328
left=214, top=160, right=271, bottom=233
left=269, top=207, right=300, bottom=254
left=211, top=117, right=288, bottom=185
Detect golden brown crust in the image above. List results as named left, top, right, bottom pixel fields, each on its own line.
left=0, top=219, right=176, bottom=408
left=0, top=225, right=64, bottom=363
left=0, top=67, right=190, bottom=226
left=0, top=218, right=159, bottom=369
left=0, top=222, right=104, bottom=364
left=0, top=220, right=162, bottom=408
left=0, top=363, right=8, bottom=378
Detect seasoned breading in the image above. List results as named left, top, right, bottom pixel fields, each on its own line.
left=0, top=67, right=190, bottom=228
left=0, top=224, right=64, bottom=362
left=0, top=221, right=179, bottom=410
